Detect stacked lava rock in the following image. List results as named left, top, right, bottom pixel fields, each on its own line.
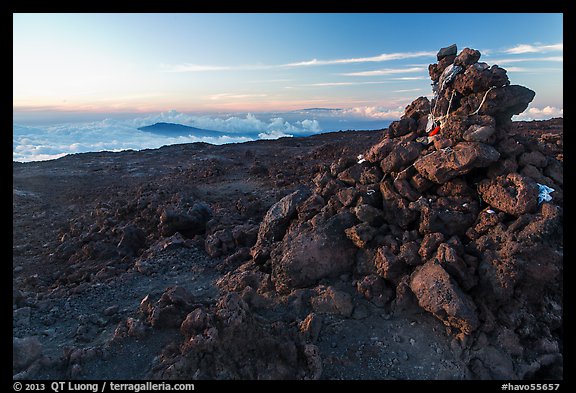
left=246, top=45, right=562, bottom=378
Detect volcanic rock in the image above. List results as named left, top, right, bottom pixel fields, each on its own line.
left=13, top=337, right=43, bottom=371
left=410, top=262, right=479, bottom=335
left=437, top=44, right=457, bottom=60
left=413, top=142, right=500, bottom=184
left=251, top=188, right=311, bottom=264
left=310, top=286, right=354, bottom=317
left=477, top=173, right=539, bottom=216
left=271, top=211, right=357, bottom=291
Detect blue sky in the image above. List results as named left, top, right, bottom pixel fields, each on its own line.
left=13, top=13, right=563, bottom=117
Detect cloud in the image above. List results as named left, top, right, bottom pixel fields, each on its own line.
left=13, top=111, right=323, bottom=162
left=160, top=63, right=233, bottom=72
left=513, top=105, right=563, bottom=121
left=390, top=76, right=429, bottom=81
left=162, top=51, right=435, bottom=73
left=209, top=93, right=268, bottom=100
left=486, top=56, right=563, bottom=65
left=504, top=66, right=562, bottom=73
left=392, top=88, right=423, bottom=93
left=339, top=106, right=405, bottom=120
left=284, top=51, right=435, bottom=67
left=258, top=130, right=293, bottom=140
left=504, top=43, right=563, bottom=54
left=341, top=67, right=426, bottom=77
left=501, top=67, right=528, bottom=73
left=307, top=81, right=389, bottom=87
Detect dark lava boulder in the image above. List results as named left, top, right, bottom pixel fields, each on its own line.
left=413, top=142, right=500, bottom=184
left=158, top=201, right=212, bottom=238
left=478, top=173, right=539, bottom=216
left=271, top=211, right=357, bottom=291
left=410, top=261, right=479, bottom=336
left=251, top=188, right=312, bottom=264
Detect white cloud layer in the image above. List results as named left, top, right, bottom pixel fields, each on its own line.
left=13, top=111, right=324, bottom=162
left=340, top=106, right=405, bottom=120
left=513, top=105, right=563, bottom=121
left=307, top=81, right=390, bottom=87
left=341, top=67, right=426, bottom=77
left=487, top=56, right=563, bottom=64
left=504, top=43, right=563, bottom=54
left=209, top=93, right=268, bottom=100
left=285, top=51, right=435, bottom=67
left=162, top=51, right=436, bottom=72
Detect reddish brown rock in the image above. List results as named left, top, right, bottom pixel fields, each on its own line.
left=518, top=150, right=548, bottom=168
left=299, top=313, right=322, bottom=343
left=296, top=194, right=326, bottom=222
left=458, top=85, right=535, bottom=120
left=231, top=224, right=259, bottom=248
left=144, top=286, right=196, bottom=329
left=517, top=202, right=561, bottom=243
left=414, top=142, right=500, bottom=184
left=256, top=188, right=311, bottom=245
left=410, top=172, right=434, bottom=193
left=354, top=204, right=384, bottom=227
left=398, top=241, right=422, bottom=267
left=429, top=54, right=457, bottom=82
left=356, top=274, right=394, bottom=307
left=410, top=261, right=479, bottom=335
left=375, top=246, right=409, bottom=285
left=419, top=232, right=445, bottom=260
left=454, top=48, right=481, bottom=67
left=388, top=118, right=417, bottom=138
left=418, top=197, right=478, bottom=237
left=181, top=308, right=210, bottom=339
left=379, top=180, right=418, bottom=229
left=271, top=211, right=357, bottom=290
left=437, top=44, right=457, bottom=61
left=205, top=228, right=235, bottom=258
left=393, top=178, right=420, bottom=202
left=478, top=173, right=539, bottom=216
left=158, top=202, right=212, bottom=238
left=453, top=64, right=509, bottom=96
left=365, top=138, right=395, bottom=163
left=310, top=286, right=354, bottom=317
left=345, top=223, right=378, bottom=249
left=337, top=163, right=365, bottom=186
left=487, top=156, right=519, bottom=178
left=402, top=96, right=431, bottom=121
left=497, top=137, right=525, bottom=158
left=463, top=124, right=496, bottom=143
left=359, top=165, right=383, bottom=185
left=433, top=243, right=476, bottom=291
left=379, top=141, right=424, bottom=174
left=330, top=157, right=356, bottom=177
left=251, top=188, right=311, bottom=263
left=336, top=187, right=359, bottom=207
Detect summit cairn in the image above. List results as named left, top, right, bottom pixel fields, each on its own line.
left=245, top=44, right=562, bottom=379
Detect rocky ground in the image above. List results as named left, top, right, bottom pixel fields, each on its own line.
left=13, top=46, right=563, bottom=380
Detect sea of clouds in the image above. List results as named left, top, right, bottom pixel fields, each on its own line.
left=12, top=108, right=395, bottom=162
left=13, top=104, right=561, bottom=162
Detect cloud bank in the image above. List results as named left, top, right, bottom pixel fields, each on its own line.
left=13, top=111, right=323, bottom=162
left=512, top=105, right=563, bottom=121
left=162, top=51, right=436, bottom=73
left=15, top=100, right=561, bottom=162
left=340, top=67, right=426, bottom=77
left=504, top=42, right=563, bottom=54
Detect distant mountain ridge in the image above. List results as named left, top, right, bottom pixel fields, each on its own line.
left=295, top=108, right=343, bottom=112
left=138, top=122, right=226, bottom=138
